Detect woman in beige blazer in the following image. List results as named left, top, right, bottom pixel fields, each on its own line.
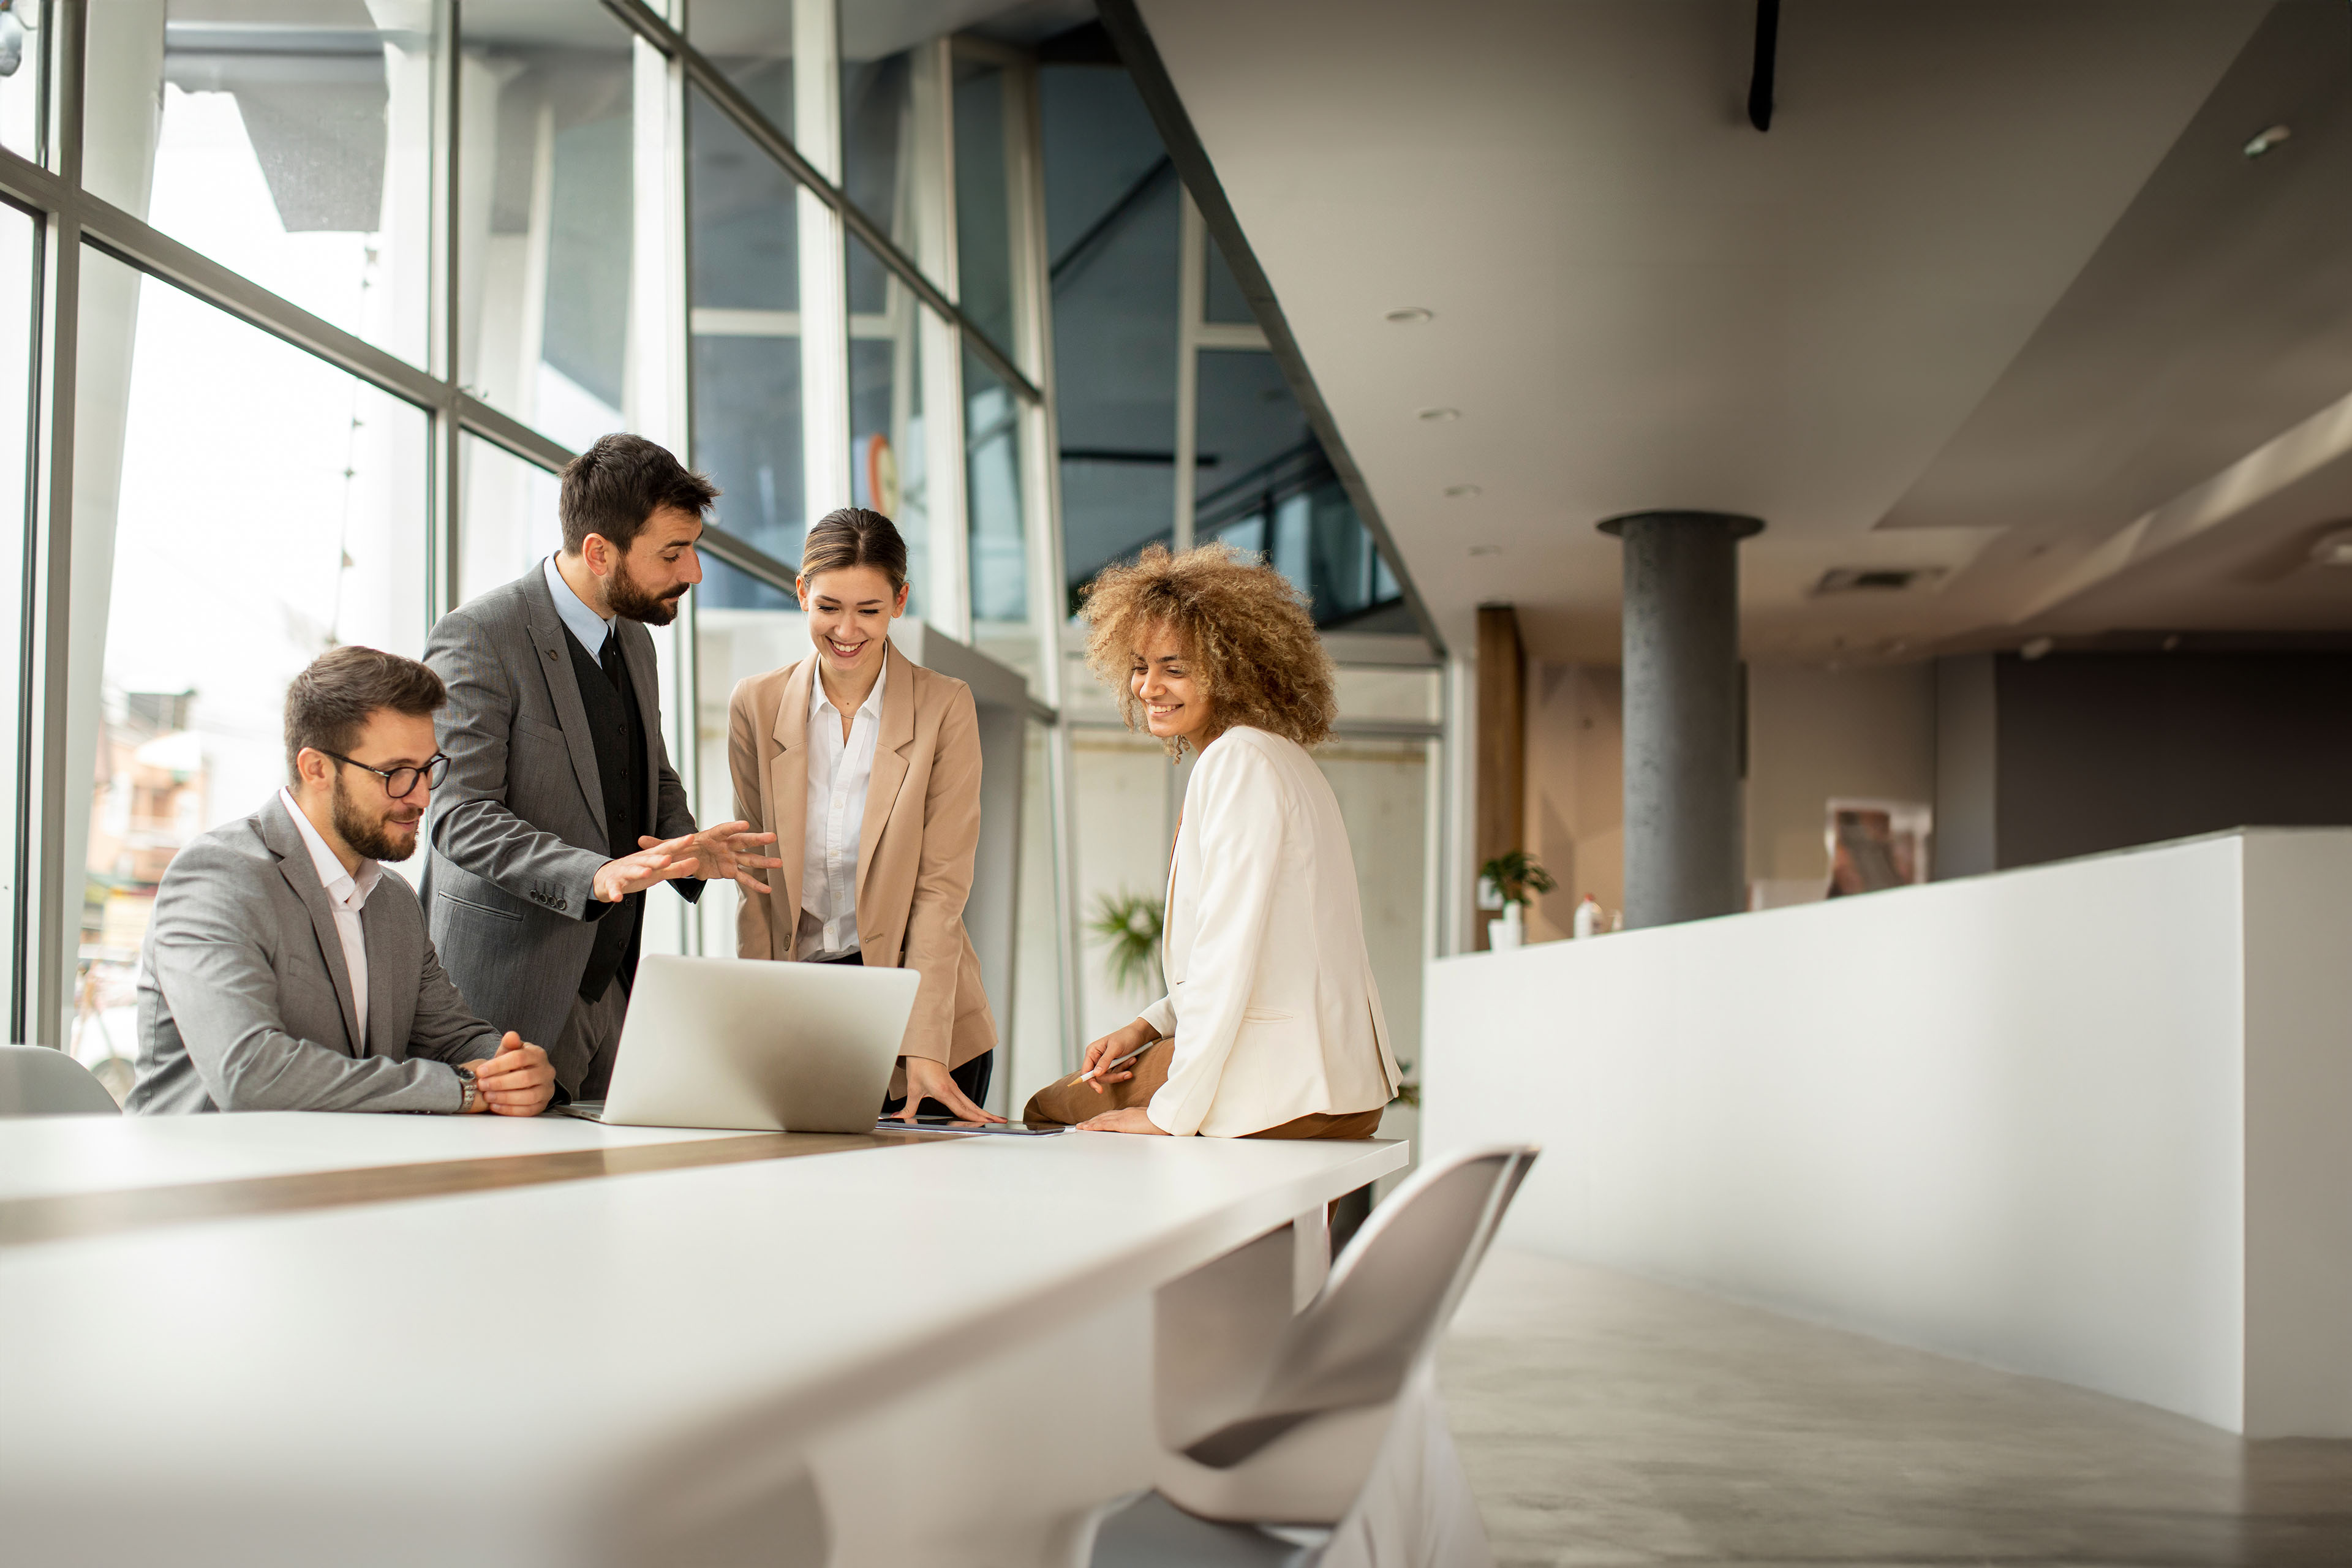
left=727, top=508, right=999, bottom=1124
left=1025, top=544, right=1401, bottom=1137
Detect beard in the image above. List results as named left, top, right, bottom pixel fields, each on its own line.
left=331, top=771, right=422, bottom=864
left=608, top=556, right=689, bottom=626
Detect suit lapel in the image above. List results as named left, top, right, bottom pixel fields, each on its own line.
left=855, top=647, right=914, bottom=909
left=769, top=657, right=814, bottom=929
left=261, top=798, right=364, bottom=1054
left=620, top=621, right=662, bottom=838
left=522, top=565, right=609, bottom=828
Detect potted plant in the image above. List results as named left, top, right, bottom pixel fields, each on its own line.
left=1088, top=888, right=1166, bottom=998
left=1476, top=850, right=1556, bottom=950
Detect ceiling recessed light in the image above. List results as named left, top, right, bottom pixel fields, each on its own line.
left=1444, top=483, right=1482, bottom=498
left=2245, top=123, right=2291, bottom=158
left=1418, top=407, right=1461, bottom=422
left=1467, top=544, right=1502, bottom=556
left=1384, top=306, right=1433, bottom=324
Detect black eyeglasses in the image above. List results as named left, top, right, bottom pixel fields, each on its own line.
left=320, top=750, right=451, bottom=799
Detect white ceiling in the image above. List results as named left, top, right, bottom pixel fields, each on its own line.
left=1136, top=0, right=2352, bottom=662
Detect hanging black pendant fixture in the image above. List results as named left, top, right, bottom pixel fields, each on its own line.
left=1748, top=0, right=1780, bottom=132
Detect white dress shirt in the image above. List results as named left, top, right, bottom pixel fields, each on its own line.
left=544, top=554, right=616, bottom=657
left=277, top=788, right=385, bottom=1049
left=797, top=649, right=889, bottom=960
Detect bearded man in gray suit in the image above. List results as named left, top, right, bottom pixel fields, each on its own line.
left=423, top=434, right=778, bottom=1100
left=129, top=647, right=557, bottom=1115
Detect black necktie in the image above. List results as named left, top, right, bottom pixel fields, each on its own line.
left=598, top=628, right=624, bottom=692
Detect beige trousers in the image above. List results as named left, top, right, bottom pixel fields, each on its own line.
left=1023, top=1039, right=1387, bottom=1139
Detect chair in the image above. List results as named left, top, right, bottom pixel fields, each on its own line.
left=1091, top=1144, right=1539, bottom=1565
left=0, top=1044, right=124, bottom=1115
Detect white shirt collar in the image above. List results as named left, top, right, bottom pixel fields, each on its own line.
left=543, top=554, right=615, bottom=655
left=277, top=788, right=384, bottom=910
left=810, top=644, right=890, bottom=721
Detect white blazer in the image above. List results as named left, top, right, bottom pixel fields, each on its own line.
left=1139, top=727, right=1402, bottom=1137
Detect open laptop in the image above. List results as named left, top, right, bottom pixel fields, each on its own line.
left=558, top=954, right=921, bottom=1133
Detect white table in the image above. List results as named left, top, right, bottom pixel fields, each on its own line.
left=0, top=1115, right=1406, bottom=1567
left=0, top=1109, right=750, bottom=1200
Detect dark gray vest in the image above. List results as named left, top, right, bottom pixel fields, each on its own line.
left=564, top=625, right=647, bottom=1002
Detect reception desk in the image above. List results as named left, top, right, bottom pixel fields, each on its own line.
left=0, top=1114, right=1406, bottom=1566
left=1420, top=829, right=2352, bottom=1438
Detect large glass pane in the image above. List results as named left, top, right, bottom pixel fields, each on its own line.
left=456, top=0, right=637, bottom=448
left=455, top=432, right=561, bottom=606
left=74, top=248, right=428, bottom=1084
left=0, top=205, right=32, bottom=1039
left=843, top=45, right=946, bottom=279
left=849, top=232, right=948, bottom=623
left=1040, top=64, right=1178, bottom=610
left=692, top=556, right=805, bottom=952
left=1196, top=349, right=1404, bottom=629
left=689, top=83, right=807, bottom=579
left=86, top=0, right=438, bottom=366
left=951, top=55, right=1016, bottom=356
left=965, top=342, right=1025, bottom=630
left=0, top=0, right=40, bottom=161
left=685, top=0, right=791, bottom=126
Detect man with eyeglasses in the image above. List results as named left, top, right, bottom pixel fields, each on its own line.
left=128, top=647, right=557, bottom=1115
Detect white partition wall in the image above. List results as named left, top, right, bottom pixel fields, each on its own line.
left=1420, top=829, right=2352, bottom=1437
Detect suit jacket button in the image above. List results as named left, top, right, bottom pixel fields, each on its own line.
left=556, top=899, right=567, bottom=911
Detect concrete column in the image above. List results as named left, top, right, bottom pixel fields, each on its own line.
left=1599, top=511, right=1762, bottom=928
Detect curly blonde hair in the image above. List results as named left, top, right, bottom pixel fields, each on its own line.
left=1079, top=543, right=1337, bottom=758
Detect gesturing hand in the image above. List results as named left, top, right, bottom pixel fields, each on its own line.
left=636, top=820, right=784, bottom=896
left=470, top=1031, right=555, bottom=1117
left=594, top=834, right=698, bottom=903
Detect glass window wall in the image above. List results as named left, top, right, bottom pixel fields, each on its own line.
left=12, top=1, right=1102, bottom=1071
left=0, top=200, right=32, bottom=1033
left=692, top=556, right=808, bottom=956
left=86, top=0, right=439, bottom=367
left=963, top=343, right=1026, bottom=633
left=685, top=0, right=793, bottom=125
left=1041, top=65, right=1178, bottom=612
left=951, top=55, right=1016, bottom=356
left=456, top=432, right=562, bottom=605
left=456, top=0, right=640, bottom=449
left=0, top=0, right=37, bottom=161
left=690, top=83, right=807, bottom=580
left=74, top=247, right=428, bottom=1082
left=849, top=231, right=952, bottom=622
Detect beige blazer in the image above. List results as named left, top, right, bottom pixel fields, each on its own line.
left=1139, top=727, right=1402, bottom=1137
left=728, top=649, right=995, bottom=1069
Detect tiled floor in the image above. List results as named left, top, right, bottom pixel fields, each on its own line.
left=1438, top=1248, right=2352, bottom=1568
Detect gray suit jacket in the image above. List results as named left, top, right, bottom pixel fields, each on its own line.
left=127, top=796, right=503, bottom=1114
left=422, top=564, right=698, bottom=1068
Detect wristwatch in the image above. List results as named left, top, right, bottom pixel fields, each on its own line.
left=454, top=1065, right=480, bottom=1114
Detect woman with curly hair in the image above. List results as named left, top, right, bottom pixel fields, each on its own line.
left=1024, top=543, right=1401, bottom=1137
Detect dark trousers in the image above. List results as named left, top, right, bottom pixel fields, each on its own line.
left=823, top=952, right=995, bottom=1117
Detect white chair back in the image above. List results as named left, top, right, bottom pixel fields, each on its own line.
left=1185, top=1145, right=1537, bottom=1465
left=0, top=1044, right=123, bottom=1115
